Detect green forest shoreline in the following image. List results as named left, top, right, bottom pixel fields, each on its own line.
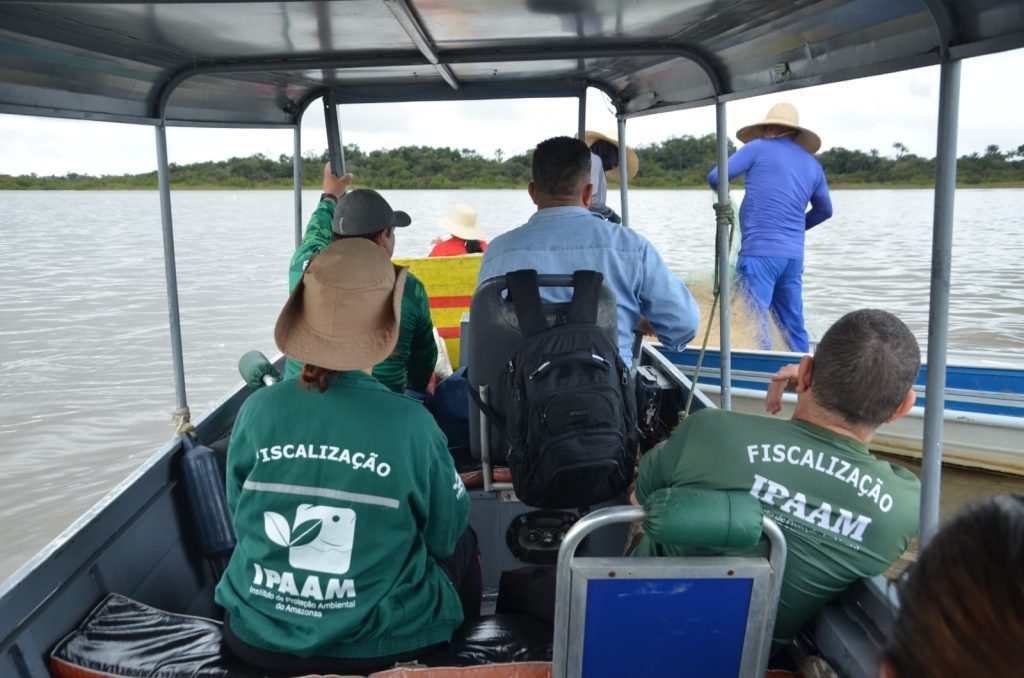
left=7, top=181, right=1023, bottom=190
left=4, top=134, right=1022, bottom=190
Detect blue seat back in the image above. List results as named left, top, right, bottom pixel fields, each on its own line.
left=551, top=494, right=787, bottom=678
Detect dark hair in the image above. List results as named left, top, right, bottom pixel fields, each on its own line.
left=331, top=227, right=393, bottom=243
left=589, top=138, right=620, bottom=172
left=464, top=239, right=483, bottom=254
left=885, top=495, right=1024, bottom=677
left=532, top=136, right=591, bottom=198
left=811, top=309, right=920, bottom=427
left=300, top=364, right=338, bottom=392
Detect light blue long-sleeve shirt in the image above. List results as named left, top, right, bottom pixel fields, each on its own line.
left=708, top=138, right=832, bottom=259
left=478, top=206, right=700, bottom=365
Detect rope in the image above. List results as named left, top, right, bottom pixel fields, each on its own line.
left=682, top=201, right=736, bottom=419
left=172, top=406, right=196, bottom=436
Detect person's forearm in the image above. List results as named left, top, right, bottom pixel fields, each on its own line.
left=805, top=201, right=833, bottom=229
left=806, top=182, right=833, bottom=230
left=650, top=290, right=700, bottom=349
left=288, top=202, right=334, bottom=290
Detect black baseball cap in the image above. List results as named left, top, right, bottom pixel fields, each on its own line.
left=331, top=189, right=411, bottom=237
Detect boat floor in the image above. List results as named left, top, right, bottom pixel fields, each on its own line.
left=878, top=451, right=1024, bottom=578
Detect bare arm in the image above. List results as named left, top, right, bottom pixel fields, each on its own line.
left=765, top=363, right=799, bottom=414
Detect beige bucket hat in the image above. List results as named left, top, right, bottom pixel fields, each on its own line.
left=275, top=238, right=407, bottom=371
left=438, top=203, right=484, bottom=240
left=736, top=103, right=821, bottom=154
left=582, top=130, right=640, bottom=181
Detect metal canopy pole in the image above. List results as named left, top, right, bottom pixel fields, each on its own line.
left=293, top=125, right=303, bottom=249
left=154, top=122, right=189, bottom=419
left=616, top=116, right=629, bottom=228
left=323, top=93, right=346, bottom=177
left=715, top=99, right=732, bottom=410
left=577, top=90, right=586, bottom=142
left=920, top=56, right=961, bottom=545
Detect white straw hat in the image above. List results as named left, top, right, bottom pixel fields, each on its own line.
left=736, top=103, right=821, bottom=154
left=438, top=203, right=484, bottom=240
left=582, top=130, right=640, bottom=181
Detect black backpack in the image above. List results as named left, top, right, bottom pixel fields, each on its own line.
left=500, top=269, right=637, bottom=509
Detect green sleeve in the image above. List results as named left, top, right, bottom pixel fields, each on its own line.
left=288, top=200, right=336, bottom=292
left=405, top=277, right=438, bottom=391
left=225, top=398, right=257, bottom=516
left=421, top=428, right=470, bottom=560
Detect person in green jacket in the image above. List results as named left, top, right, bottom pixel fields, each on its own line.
left=631, top=308, right=922, bottom=655
left=217, top=238, right=478, bottom=674
left=286, top=164, right=437, bottom=395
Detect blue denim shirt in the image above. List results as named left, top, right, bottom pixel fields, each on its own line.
left=478, top=206, right=700, bottom=365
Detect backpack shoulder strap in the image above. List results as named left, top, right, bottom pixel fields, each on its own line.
left=506, top=269, right=549, bottom=336
left=566, top=270, right=604, bottom=325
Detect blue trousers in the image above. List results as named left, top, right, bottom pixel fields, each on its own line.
left=736, top=255, right=809, bottom=352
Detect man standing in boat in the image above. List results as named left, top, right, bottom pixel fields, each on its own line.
left=708, top=103, right=833, bottom=352
left=479, top=136, right=700, bottom=367
left=631, top=308, right=921, bottom=654
left=583, top=130, right=639, bottom=224
left=286, top=165, right=437, bottom=395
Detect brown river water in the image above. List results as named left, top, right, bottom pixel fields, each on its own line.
left=1, top=187, right=1022, bottom=581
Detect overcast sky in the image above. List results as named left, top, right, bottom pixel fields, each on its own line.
left=1, top=48, right=1022, bottom=177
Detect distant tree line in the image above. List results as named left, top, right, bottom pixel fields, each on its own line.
left=3, top=135, right=1023, bottom=189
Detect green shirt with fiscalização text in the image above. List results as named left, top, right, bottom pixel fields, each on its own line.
left=633, top=408, right=920, bottom=652
left=214, top=372, right=469, bottom=659
left=285, top=198, right=437, bottom=392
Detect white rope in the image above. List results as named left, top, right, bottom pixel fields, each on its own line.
left=172, top=406, right=195, bottom=436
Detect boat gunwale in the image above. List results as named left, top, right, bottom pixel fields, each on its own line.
left=0, top=378, right=250, bottom=642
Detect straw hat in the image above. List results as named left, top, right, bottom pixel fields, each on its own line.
left=438, top=203, right=484, bottom=240
left=582, top=130, right=640, bottom=181
left=736, top=103, right=821, bottom=154
left=275, top=239, right=407, bottom=371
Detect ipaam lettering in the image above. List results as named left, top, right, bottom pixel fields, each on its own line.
left=252, top=562, right=357, bottom=601
left=749, top=474, right=873, bottom=542
left=746, top=443, right=894, bottom=512
left=255, top=443, right=391, bottom=477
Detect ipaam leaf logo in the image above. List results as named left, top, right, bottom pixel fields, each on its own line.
left=263, top=514, right=326, bottom=548
left=264, top=511, right=291, bottom=547
left=264, top=504, right=358, bottom=575
left=290, top=519, right=324, bottom=547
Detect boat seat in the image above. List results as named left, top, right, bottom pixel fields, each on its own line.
left=466, top=272, right=618, bottom=466
left=50, top=593, right=552, bottom=678
left=551, top=487, right=788, bottom=678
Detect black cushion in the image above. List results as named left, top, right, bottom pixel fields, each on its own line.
left=50, top=593, right=285, bottom=677
left=420, top=615, right=552, bottom=667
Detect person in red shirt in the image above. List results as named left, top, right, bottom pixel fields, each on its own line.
left=429, top=203, right=488, bottom=256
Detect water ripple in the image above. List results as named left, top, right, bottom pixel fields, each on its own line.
left=0, top=187, right=1021, bottom=579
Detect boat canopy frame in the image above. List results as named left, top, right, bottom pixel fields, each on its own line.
left=4, top=0, right=1024, bottom=542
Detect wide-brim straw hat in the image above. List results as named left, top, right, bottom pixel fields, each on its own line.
left=582, top=130, right=640, bottom=181
left=736, top=103, right=821, bottom=154
left=438, top=203, right=484, bottom=240
left=275, top=239, right=407, bottom=371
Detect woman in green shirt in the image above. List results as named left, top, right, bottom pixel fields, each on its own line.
left=216, top=238, right=478, bottom=674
